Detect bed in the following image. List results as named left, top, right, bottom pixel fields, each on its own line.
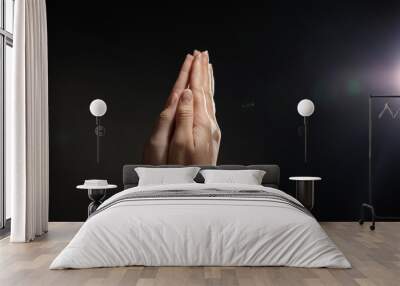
left=50, top=165, right=350, bottom=269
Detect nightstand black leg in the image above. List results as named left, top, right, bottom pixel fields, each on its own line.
left=87, top=189, right=106, bottom=217
left=296, top=181, right=314, bottom=210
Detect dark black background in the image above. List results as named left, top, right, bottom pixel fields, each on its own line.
left=371, top=97, right=400, bottom=217
left=47, top=1, right=400, bottom=221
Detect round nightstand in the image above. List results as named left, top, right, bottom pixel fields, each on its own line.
left=289, top=176, right=321, bottom=210
left=77, top=184, right=117, bottom=217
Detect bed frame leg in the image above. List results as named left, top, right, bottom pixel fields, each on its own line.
left=359, top=203, right=375, bottom=231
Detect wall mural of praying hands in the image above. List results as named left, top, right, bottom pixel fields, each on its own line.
left=143, top=50, right=221, bottom=165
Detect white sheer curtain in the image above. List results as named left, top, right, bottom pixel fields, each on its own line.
left=7, top=0, right=49, bottom=242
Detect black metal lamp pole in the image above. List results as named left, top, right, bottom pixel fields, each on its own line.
left=96, top=117, right=100, bottom=164
left=304, top=117, right=308, bottom=163
left=94, top=117, right=105, bottom=164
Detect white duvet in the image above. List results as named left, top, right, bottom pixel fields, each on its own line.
left=50, top=183, right=351, bottom=269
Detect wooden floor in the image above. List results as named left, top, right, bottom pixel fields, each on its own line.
left=0, top=222, right=399, bottom=286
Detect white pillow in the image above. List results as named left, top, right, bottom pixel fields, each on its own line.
left=135, top=167, right=200, bottom=186
left=200, top=169, right=266, bottom=185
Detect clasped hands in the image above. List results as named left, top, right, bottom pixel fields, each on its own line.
left=143, top=50, right=221, bottom=165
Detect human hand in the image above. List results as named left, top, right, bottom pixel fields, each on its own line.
left=143, top=51, right=221, bottom=165
left=168, top=51, right=221, bottom=165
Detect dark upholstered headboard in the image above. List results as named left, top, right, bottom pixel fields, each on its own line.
left=123, top=165, right=280, bottom=189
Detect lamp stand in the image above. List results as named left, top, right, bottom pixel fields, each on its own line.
left=304, top=116, right=308, bottom=163
left=94, top=117, right=106, bottom=164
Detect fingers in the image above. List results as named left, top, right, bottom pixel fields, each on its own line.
left=172, top=54, right=194, bottom=93
left=205, top=59, right=220, bottom=166
left=208, top=64, right=216, bottom=117
left=201, top=51, right=214, bottom=118
left=190, top=53, right=209, bottom=127
left=209, top=64, right=215, bottom=96
left=202, top=51, right=210, bottom=94
left=190, top=53, right=203, bottom=92
left=168, top=89, right=194, bottom=164
left=193, top=49, right=201, bottom=57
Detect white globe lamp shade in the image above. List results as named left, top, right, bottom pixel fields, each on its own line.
left=90, top=99, right=107, bottom=117
left=297, top=99, right=315, bottom=117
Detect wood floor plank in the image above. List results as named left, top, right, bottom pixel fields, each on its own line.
left=0, top=222, right=399, bottom=286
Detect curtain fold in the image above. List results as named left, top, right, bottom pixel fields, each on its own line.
left=8, top=0, right=49, bottom=242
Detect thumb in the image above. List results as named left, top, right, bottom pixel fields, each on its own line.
left=168, top=89, right=194, bottom=164
left=174, top=89, right=194, bottom=140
